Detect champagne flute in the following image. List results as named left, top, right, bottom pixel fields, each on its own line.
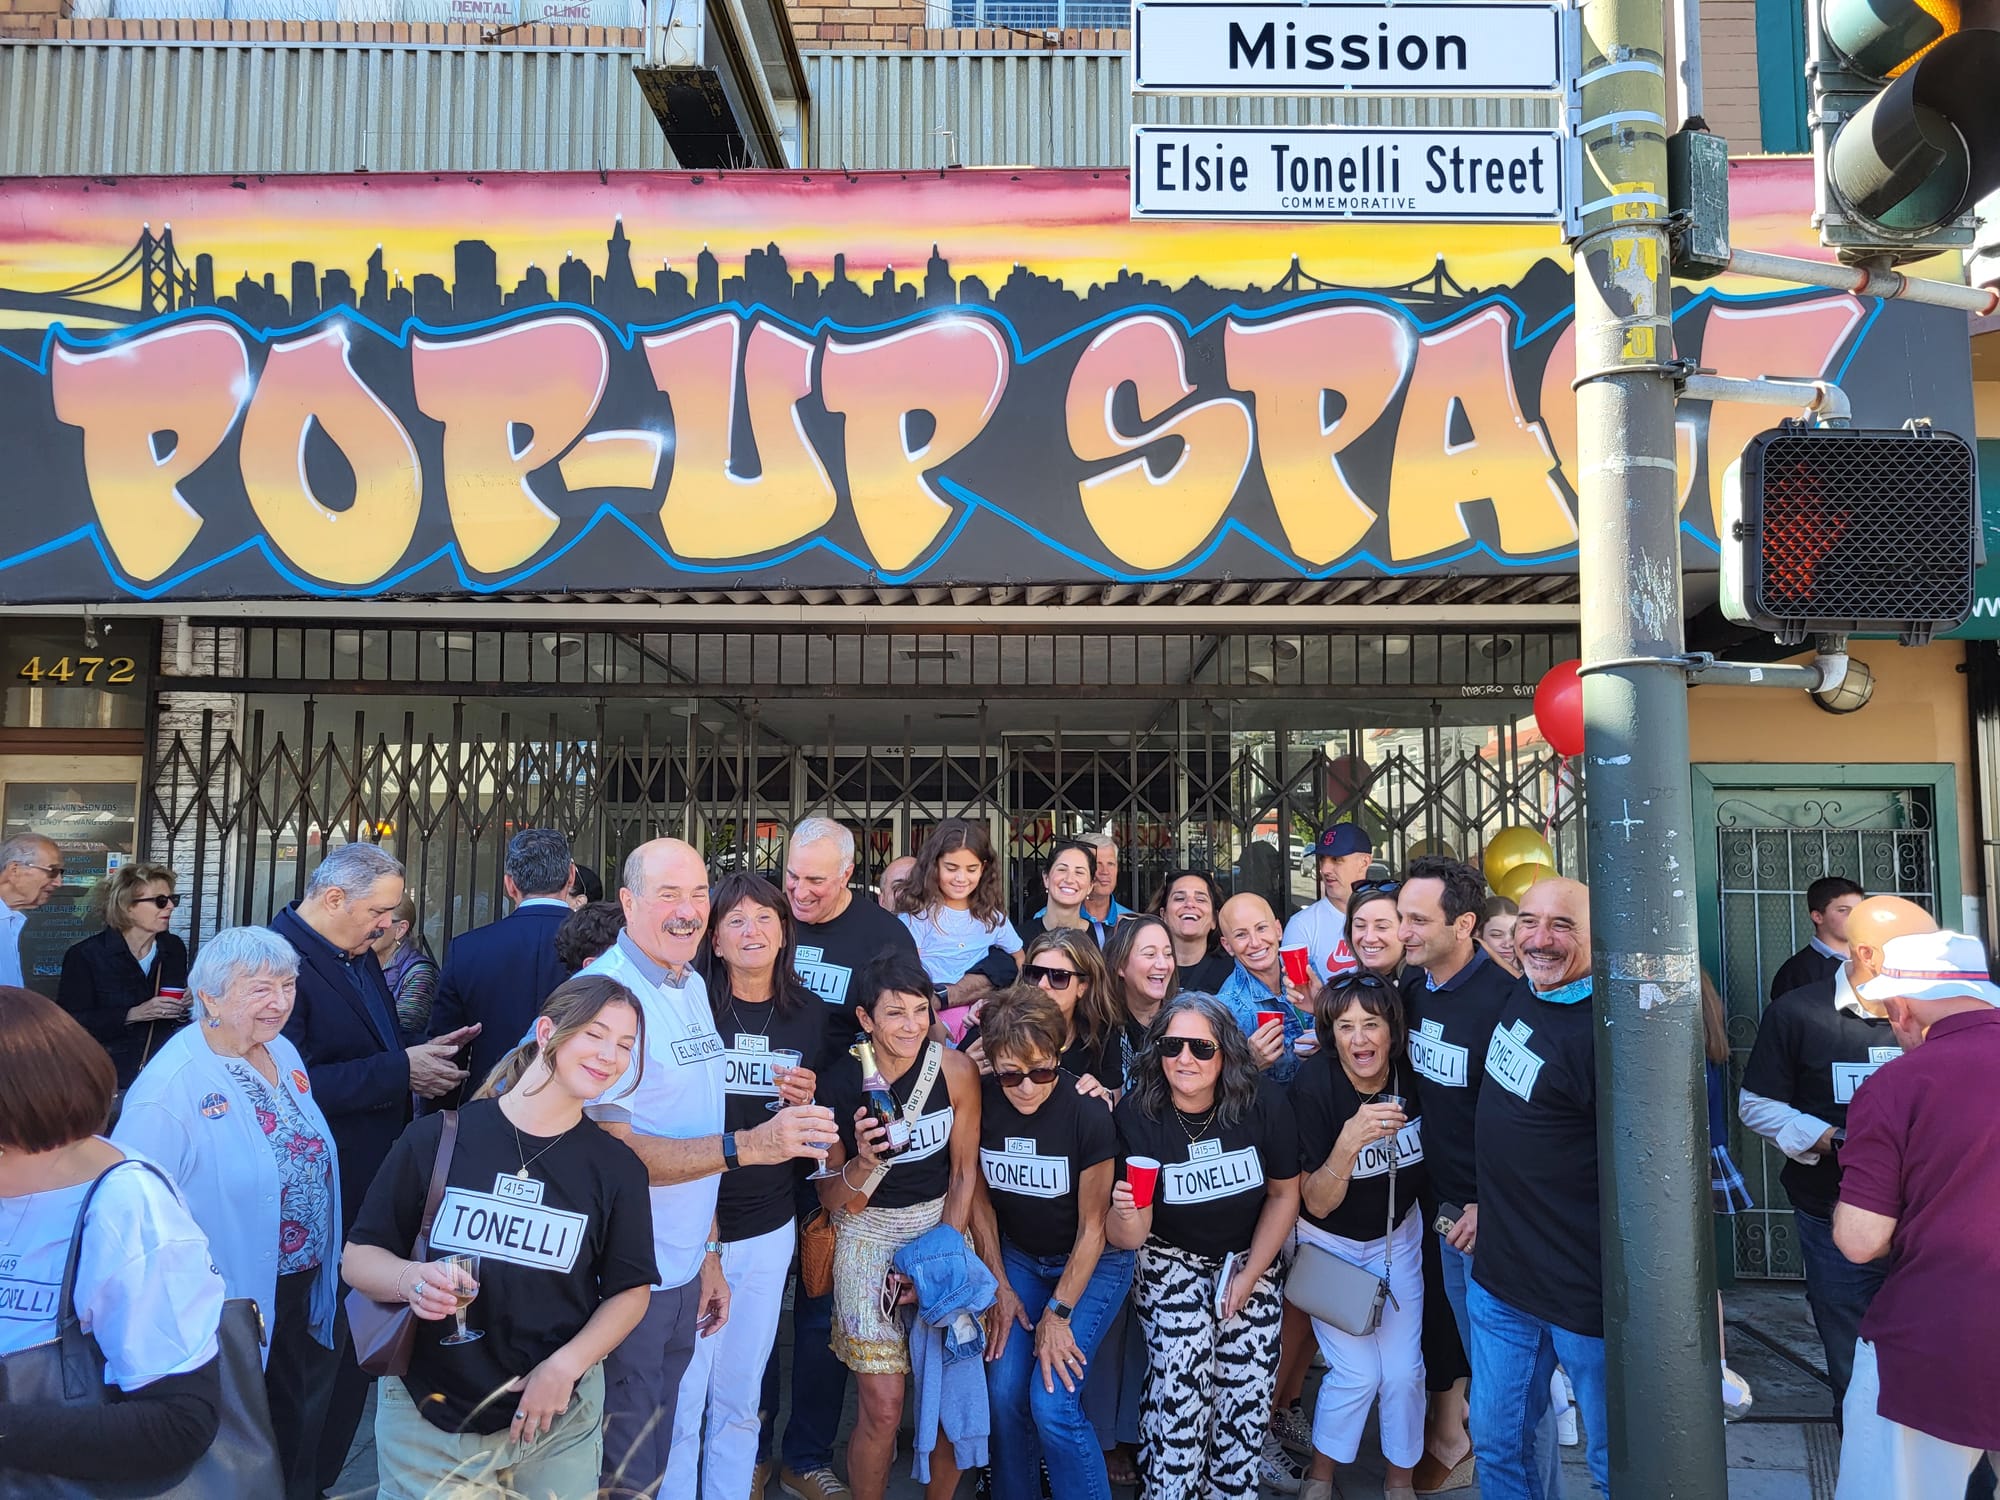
left=437, top=1253, right=484, bottom=1346
left=765, top=1048, right=805, bottom=1112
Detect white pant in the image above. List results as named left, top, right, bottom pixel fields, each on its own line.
left=1298, top=1210, right=1427, bottom=1468
left=663, top=1219, right=796, bottom=1500
left=1836, top=1339, right=1999, bottom=1500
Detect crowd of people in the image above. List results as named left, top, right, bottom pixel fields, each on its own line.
left=0, top=819, right=1994, bottom=1500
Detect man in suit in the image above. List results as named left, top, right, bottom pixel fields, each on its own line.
left=427, top=826, right=577, bottom=1090
left=271, top=840, right=477, bottom=1492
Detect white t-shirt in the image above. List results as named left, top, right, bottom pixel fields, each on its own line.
left=1282, top=899, right=1356, bottom=984
left=900, top=906, right=1023, bottom=986
left=0, top=1152, right=224, bottom=1391
left=582, top=934, right=726, bottom=1291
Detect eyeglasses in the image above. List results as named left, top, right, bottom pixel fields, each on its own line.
left=994, top=1066, right=1061, bottom=1089
left=1157, top=1035, right=1219, bottom=1061
left=1023, top=964, right=1078, bottom=991
left=25, top=863, right=65, bottom=881
left=133, top=894, right=184, bottom=910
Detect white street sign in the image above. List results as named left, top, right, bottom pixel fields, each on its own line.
left=1132, top=1, right=1567, bottom=95
left=1130, top=126, right=1567, bottom=222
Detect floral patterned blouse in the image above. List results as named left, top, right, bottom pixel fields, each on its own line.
left=227, top=1059, right=334, bottom=1276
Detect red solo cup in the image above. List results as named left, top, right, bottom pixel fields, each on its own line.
left=1256, top=1009, right=1285, bottom=1033
left=1281, top=947, right=1313, bottom=988
left=1126, top=1156, right=1161, bottom=1208
left=158, top=987, right=187, bottom=1008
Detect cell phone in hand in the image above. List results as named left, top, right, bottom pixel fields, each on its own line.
left=1433, top=1202, right=1464, bottom=1236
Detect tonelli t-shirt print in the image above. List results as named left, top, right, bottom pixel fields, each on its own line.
left=1114, top=1081, right=1301, bottom=1260
left=793, top=898, right=921, bottom=1035
left=979, top=1073, right=1117, bottom=1257
left=1471, top=988, right=1602, bottom=1337
left=349, top=1100, right=658, bottom=1434
left=825, top=1044, right=957, bottom=1210
left=1291, top=1056, right=1427, bottom=1240
left=715, top=994, right=829, bottom=1242
left=1401, top=950, right=1516, bottom=1211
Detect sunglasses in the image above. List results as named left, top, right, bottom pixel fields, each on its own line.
left=1335, top=971, right=1391, bottom=991
left=879, top=1269, right=911, bottom=1324
left=1022, top=964, right=1078, bottom=991
left=995, top=1065, right=1061, bottom=1089
left=1354, top=879, right=1401, bottom=896
left=1157, top=1035, right=1219, bottom=1061
left=26, top=863, right=66, bottom=881
left=133, top=894, right=184, bottom=910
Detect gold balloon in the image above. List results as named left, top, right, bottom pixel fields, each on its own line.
left=1494, top=861, right=1557, bottom=904
left=1483, top=825, right=1556, bottom=890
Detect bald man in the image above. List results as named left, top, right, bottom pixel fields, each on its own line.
left=1465, top=876, right=1611, bottom=1500
left=585, top=839, right=837, bottom=1497
left=1215, top=891, right=1315, bottom=1083
left=1740, top=894, right=1938, bottom=1414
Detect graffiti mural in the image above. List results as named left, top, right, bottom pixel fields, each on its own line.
left=0, top=163, right=1973, bottom=602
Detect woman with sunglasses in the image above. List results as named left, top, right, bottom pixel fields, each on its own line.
left=1347, top=882, right=1408, bottom=983
left=968, top=986, right=1132, bottom=1500
left=1291, top=971, right=1429, bottom=1500
left=1150, top=869, right=1234, bottom=994
left=58, top=861, right=191, bottom=1089
left=1108, top=993, right=1301, bottom=1500
left=966, top=929, right=1121, bottom=1102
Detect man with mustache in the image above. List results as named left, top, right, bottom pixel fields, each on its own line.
left=1464, top=876, right=1608, bottom=1500
left=582, top=838, right=838, bottom=1499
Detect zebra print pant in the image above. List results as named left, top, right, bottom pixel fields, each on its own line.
left=1132, top=1238, right=1284, bottom=1500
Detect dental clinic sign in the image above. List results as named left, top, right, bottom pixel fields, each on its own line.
left=1131, top=1, right=1567, bottom=94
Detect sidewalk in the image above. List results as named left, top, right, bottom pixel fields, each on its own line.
left=332, top=1284, right=1842, bottom=1498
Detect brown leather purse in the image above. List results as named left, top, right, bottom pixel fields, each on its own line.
left=345, top=1110, right=459, bottom=1377
left=798, top=1206, right=837, bottom=1299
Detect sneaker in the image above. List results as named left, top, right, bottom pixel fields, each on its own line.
left=1722, top=1362, right=1755, bottom=1421
left=1270, top=1400, right=1316, bottom=1456
left=751, top=1461, right=773, bottom=1496
left=1259, top=1432, right=1306, bottom=1494
left=1551, top=1369, right=1580, bottom=1446
left=780, top=1467, right=852, bottom=1500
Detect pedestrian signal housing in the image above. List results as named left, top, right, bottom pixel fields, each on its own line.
left=1720, top=424, right=1978, bottom=645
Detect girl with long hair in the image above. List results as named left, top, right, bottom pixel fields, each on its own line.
left=965, top=928, right=1120, bottom=1100
left=898, top=818, right=1023, bottom=1039
left=343, top=975, right=658, bottom=1500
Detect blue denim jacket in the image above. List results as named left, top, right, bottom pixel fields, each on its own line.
left=894, top=1223, right=996, bottom=1480
left=1217, top=961, right=1307, bottom=1084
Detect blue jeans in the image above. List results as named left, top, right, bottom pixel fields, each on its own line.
left=755, top=1273, right=847, bottom=1472
left=1794, top=1207, right=1886, bottom=1412
left=1440, top=1235, right=1561, bottom=1497
left=987, top=1241, right=1136, bottom=1500
left=1466, top=1279, right=1609, bottom=1500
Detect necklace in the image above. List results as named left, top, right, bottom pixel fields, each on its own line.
left=728, top=994, right=775, bottom=1039
left=1171, top=1100, right=1218, bottom=1143
left=508, top=1115, right=578, bottom=1180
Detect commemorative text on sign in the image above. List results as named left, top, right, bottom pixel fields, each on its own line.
left=1131, top=126, right=1567, bottom=221
left=1131, top=1, right=1567, bottom=94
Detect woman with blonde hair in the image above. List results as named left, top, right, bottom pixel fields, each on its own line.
left=57, top=860, right=190, bottom=1087
left=964, top=927, right=1121, bottom=1098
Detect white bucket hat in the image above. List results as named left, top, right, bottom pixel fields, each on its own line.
left=1858, top=930, right=2000, bottom=1008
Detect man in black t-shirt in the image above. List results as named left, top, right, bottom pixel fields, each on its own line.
left=1740, top=893, right=1934, bottom=1414
left=768, top=817, right=921, bottom=1500
left=1465, top=875, right=1608, bottom=1500
left=1768, top=876, right=1864, bottom=1001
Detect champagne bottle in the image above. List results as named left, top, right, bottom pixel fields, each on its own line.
left=854, top=1040, right=912, bottom=1158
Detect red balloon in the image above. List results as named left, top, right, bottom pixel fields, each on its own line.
left=1534, top=659, right=1585, bottom=756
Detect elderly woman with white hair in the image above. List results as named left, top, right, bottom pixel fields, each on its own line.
left=114, top=925, right=341, bottom=1500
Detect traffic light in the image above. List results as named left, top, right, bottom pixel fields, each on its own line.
left=1808, top=0, right=2000, bottom=262
left=1720, top=423, right=1978, bottom=645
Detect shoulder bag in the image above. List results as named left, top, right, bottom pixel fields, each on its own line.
left=345, top=1109, right=459, bottom=1378
left=1284, top=1116, right=1399, bottom=1338
left=0, top=1159, right=285, bottom=1498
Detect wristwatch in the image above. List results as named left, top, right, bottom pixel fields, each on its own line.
left=704, top=1240, right=725, bottom=1257
left=720, top=1132, right=740, bottom=1172
left=1046, top=1298, right=1074, bottom=1322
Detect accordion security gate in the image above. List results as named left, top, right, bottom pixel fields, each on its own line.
left=144, top=624, right=1585, bottom=956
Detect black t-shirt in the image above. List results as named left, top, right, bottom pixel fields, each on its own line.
left=1292, top=1056, right=1428, bottom=1241
left=715, top=993, right=830, bottom=1242
left=794, top=897, right=921, bottom=1061
left=349, top=1100, right=658, bottom=1434
left=826, top=1043, right=958, bottom=1210
left=980, top=1074, right=1117, bottom=1257
left=1401, top=949, right=1517, bottom=1209
left=1471, top=989, right=1601, bottom=1338
left=1177, top=951, right=1235, bottom=996
left=1740, top=979, right=1900, bottom=1219
left=1113, top=1081, right=1301, bottom=1260
left=1769, top=944, right=1841, bottom=1003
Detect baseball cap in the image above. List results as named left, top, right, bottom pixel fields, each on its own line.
left=1314, top=822, right=1372, bottom=859
left=1858, top=930, right=2000, bottom=1008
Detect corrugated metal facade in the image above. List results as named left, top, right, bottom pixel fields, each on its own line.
left=0, top=39, right=678, bottom=174
left=803, top=49, right=1562, bottom=169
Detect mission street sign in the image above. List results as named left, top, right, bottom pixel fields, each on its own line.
left=1130, top=125, right=1568, bottom=222
left=1131, top=1, right=1568, bottom=95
